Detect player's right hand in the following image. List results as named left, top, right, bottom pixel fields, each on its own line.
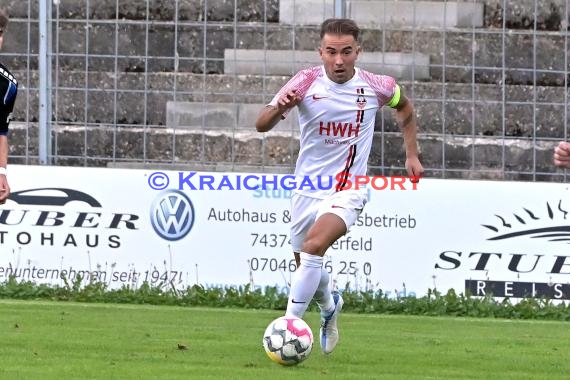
left=277, top=89, right=301, bottom=111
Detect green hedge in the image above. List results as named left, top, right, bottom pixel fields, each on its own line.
left=1, top=275, right=570, bottom=321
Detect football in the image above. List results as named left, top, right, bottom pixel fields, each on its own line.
left=262, top=316, right=314, bottom=366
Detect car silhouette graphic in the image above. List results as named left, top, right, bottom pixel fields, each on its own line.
left=8, top=188, right=102, bottom=207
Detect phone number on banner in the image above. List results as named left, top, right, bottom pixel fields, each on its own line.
left=248, top=257, right=372, bottom=276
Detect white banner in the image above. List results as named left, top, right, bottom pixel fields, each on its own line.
left=1, top=165, right=570, bottom=300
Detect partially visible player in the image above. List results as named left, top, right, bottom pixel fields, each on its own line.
left=554, top=141, right=570, bottom=168
left=255, top=18, right=423, bottom=355
left=0, top=8, right=18, bottom=205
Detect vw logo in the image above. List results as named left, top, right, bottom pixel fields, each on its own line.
left=150, top=190, right=195, bottom=241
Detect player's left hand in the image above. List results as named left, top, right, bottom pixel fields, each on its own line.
left=0, top=174, right=10, bottom=205
left=554, top=141, right=570, bottom=168
left=405, top=156, right=424, bottom=183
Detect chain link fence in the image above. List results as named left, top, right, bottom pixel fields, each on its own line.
left=2, top=0, right=569, bottom=181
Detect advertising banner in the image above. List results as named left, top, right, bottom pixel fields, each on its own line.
left=1, top=165, right=569, bottom=300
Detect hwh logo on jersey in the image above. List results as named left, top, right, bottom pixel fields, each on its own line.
left=319, top=121, right=360, bottom=137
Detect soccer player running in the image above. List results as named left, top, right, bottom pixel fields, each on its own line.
left=0, top=8, right=17, bottom=205
left=255, top=18, right=424, bottom=354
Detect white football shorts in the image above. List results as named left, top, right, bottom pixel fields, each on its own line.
left=289, top=190, right=368, bottom=252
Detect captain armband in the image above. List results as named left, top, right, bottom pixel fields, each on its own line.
left=387, top=84, right=401, bottom=108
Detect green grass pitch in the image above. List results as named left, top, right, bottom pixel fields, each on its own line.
left=1, top=299, right=569, bottom=379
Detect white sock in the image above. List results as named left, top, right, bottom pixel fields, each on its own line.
left=285, top=252, right=323, bottom=318
left=314, top=267, right=335, bottom=315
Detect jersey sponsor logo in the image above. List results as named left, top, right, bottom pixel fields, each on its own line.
left=324, top=139, right=350, bottom=145
left=319, top=121, right=360, bottom=138
left=312, top=94, right=328, bottom=100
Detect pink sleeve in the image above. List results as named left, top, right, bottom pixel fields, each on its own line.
left=359, top=69, right=399, bottom=108
left=268, top=66, right=322, bottom=119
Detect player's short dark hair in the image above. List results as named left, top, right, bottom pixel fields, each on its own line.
left=0, top=8, right=8, bottom=31
left=320, top=18, right=360, bottom=42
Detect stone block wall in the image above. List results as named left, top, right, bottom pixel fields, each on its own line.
left=1, top=0, right=568, bottom=181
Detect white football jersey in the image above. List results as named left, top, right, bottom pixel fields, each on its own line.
left=268, top=65, right=400, bottom=199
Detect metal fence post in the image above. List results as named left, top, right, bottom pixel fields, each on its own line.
left=334, top=0, right=346, bottom=18
left=38, top=0, right=52, bottom=165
